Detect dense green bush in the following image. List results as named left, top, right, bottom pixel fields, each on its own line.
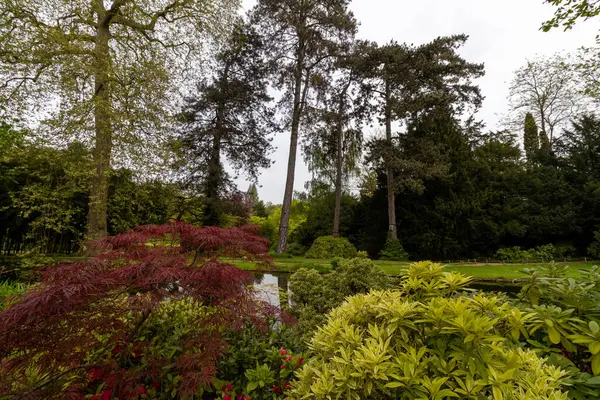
left=216, top=325, right=304, bottom=400
left=555, top=244, right=577, bottom=259
left=496, top=244, right=571, bottom=262
left=290, top=262, right=568, bottom=400
left=496, top=246, right=532, bottom=262
left=589, top=230, right=600, bottom=259
left=289, top=258, right=392, bottom=344
left=379, top=233, right=410, bottom=261
left=518, top=264, right=600, bottom=398
left=305, top=236, right=357, bottom=259
left=286, top=242, right=306, bottom=256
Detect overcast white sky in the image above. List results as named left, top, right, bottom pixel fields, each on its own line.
left=235, top=0, right=600, bottom=204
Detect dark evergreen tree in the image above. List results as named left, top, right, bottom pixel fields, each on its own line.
left=524, top=112, right=540, bottom=162
left=179, top=23, right=276, bottom=226
left=362, top=35, right=484, bottom=240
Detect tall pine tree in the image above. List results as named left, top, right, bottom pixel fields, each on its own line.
left=251, top=0, right=357, bottom=252
left=179, top=23, right=276, bottom=226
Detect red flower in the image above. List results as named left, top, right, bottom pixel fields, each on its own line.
left=297, top=357, right=304, bottom=366
left=272, top=385, right=282, bottom=393
left=285, top=355, right=292, bottom=361
left=226, top=383, right=233, bottom=391
left=136, top=385, right=147, bottom=396
left=101, top=391, right=112, bottom=400
left=279, top=349, right=287, bottom=356
left=224, top=395, right=232, bottom=400
left=87, top=368, right=104, bottom=382
left=280, top=365, right=288, bottom=369
left=284, top=383, right=292, bottom=390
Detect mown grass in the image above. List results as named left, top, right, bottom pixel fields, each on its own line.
left=3, top=254, right=597, bottom=280
left=234, top=256, right=599, bottom=279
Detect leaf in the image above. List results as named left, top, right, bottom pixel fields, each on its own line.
left=591, top=321, right=600, bottom=334
left=492, top=386, right=503, bottom=400
left=592, top=353, right=600, bottom=375
left=384, top=382, right=405, bottom=388
left=548, top=326, right=561, bottom=344
left=590, top=341, right=600, bottom=355
left=247, top=381, right=258, bottom=392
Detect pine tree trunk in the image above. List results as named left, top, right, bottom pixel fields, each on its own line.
left=332, top=122, right=343, bottom=237
left=385, top=80, right=397, bottom=240
left=85, top=13, right=112, bottom=251
left=277, top=44, right=306, bottom=254
left=332, top=83, right=349, bottom=238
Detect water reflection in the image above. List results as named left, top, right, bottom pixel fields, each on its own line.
left=253, top=273, right=289, bottom=308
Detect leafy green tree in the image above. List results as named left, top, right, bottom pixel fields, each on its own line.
left=0, top=141, right=91, bottom=254
left=250, top=0, right=357, bottom=253
left=542, top=0, right=600, bottom=32
left=0, top=0, right=239, bottom=246
left=179, top=23, right=275, bottom=226
left=107, top=169, right=180, bottom=235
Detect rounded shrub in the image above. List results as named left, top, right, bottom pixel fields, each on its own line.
left=289, top=262, right=568, bottom=400
left=305, top=236, right=357, bottom=259
left=289, top=258, right=392, bottom=345
left=379, top=233, right=409, bottom=261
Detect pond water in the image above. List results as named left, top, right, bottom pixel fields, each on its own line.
left=252, top=273, right=289, bottom=308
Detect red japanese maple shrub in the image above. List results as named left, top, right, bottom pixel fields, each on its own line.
left=0, top=222, right=276, bottom=399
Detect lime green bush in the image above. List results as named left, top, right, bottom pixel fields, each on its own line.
left=289, top=262, right=568, bottom=400
left=305, top=236, right=357, bottom=259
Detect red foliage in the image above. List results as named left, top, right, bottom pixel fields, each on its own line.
left=0, top=223, right=275, bottom=399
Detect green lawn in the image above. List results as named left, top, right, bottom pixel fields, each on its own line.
left=3, top=254, right=597, bottom=281
left=234, top=256, right=599, bottom=280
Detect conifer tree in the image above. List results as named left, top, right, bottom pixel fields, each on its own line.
left=524, top=112, right=540, bottom=161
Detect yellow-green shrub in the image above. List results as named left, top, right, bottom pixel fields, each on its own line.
left=289, top=262, right=568, bottom=400
left=305, top=236, right=357, bottom=259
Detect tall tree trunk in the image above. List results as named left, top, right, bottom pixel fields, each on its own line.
left=276, top=44, right=306, bottom=254
left=85, top=11, right=112, bottom=250
left=332, top=81, right=350, bottom=238
left=332, top=121, right=343, bottom=238
left=384, top=80, right=397, bottom=239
